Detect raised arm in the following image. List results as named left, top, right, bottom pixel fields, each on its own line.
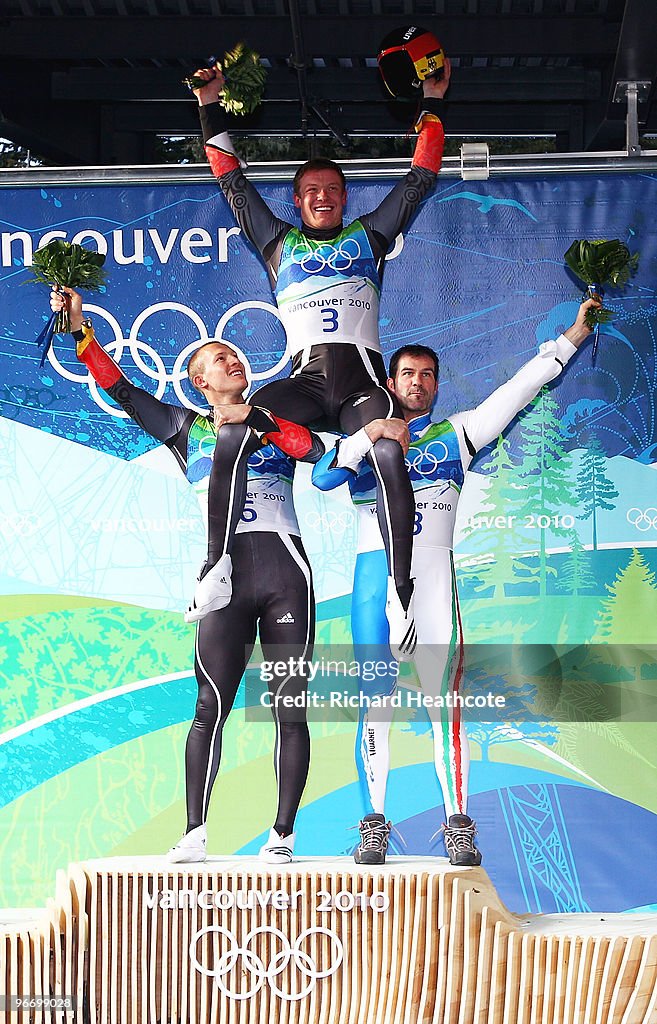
left=454, top=298, right=598, bottom=462
left=361, top=64, right=451, bottom=252
left=51, top=288, right=190, bottom=446
left=193, top=68, right=289, bottom=258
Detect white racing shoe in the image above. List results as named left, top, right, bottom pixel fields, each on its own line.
left=259, top=828, right=295, bottom=865
left=184, top=554, right=232, bottom=623
left=386, top=578, right=416, bottom=661
left=168, top=824, right=207, bottom=863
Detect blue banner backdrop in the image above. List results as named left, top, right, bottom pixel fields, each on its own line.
left=1, top=170, right=656, bottom=914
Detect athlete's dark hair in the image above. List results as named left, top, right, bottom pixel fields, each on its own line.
left=293, top=159, right=346, bottom=196
left=389, top=345, right=439, bottom=381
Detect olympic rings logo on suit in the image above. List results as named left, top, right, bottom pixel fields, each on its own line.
left=196, top=434, right=289, bottom=473
left=189, top=924, right=343, bottom=1001
left=289, top=238, right=361, bottom=274
left=42, top=300, right=291, bottom=419
left=405, top=438, right=451, bottom=478
left=626, top=508, right=657, bottom=531
left=247, top=445, right=292, bottom=471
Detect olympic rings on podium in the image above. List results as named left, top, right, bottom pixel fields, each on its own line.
left=189, top=924, right=343, bottom=1001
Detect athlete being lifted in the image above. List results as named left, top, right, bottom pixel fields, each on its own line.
left=51, top=287, right=325, bottom=865
left=190, top=58, right=451, bottom=659
left=313, top=297, right=599, bottom=866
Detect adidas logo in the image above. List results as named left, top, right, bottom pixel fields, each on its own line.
left=276, top=612, right=295, bottom=623
left=352, top=395, right=370, bottom=407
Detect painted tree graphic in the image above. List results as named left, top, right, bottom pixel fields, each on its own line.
left=467, top=719, right=559, bottom=762
left=556, top=530, right=596, bottom=596
left=575, top=437, right=619, bottom=551
left=513, top=387, right=575, bottom=597
left=593, top=548, right=657, bottom=643
left=465, top=677, right=558, bottom=761
left=458, top=434, right=524, bottom=599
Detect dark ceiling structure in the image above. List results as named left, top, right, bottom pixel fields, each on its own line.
left=1, top=0, right=656, bottom=166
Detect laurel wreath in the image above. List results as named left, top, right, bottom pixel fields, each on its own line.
left=184, top=43, right=267, bottom=116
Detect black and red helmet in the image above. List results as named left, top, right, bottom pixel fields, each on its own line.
left=377, top=26, right=445, bottom=99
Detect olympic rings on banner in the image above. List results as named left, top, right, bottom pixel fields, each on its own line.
left=405, top=439, right=450, bottom=476
left=171, top=336, right=253, bottom=415
left=212, top=300, right=289, bottom=381
left=189, top=924, right=343, bottom=1001
left=304, top=509, right=355, bottom=533
left=42, top=301, right=294, bottom=418
left=89, top=337, right=169, bottom=419
left=290, top=238, right=361, bottom=274
left=126, top=303, right=245, bottom=416
left=45, top=303, right=124, bottom=385
left=626, top=508, right=657, bottom=531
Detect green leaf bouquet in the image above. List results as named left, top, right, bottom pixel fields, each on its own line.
left=564, top=239, right=639, bottom=329
left=27, top=239, right=107, bottom=363
left=184, top=43, right=267, bottom=116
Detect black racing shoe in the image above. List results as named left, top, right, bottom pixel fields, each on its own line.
left=442, top=813, right=482, bottom=867
left=354, top=813, right=392, bottom=865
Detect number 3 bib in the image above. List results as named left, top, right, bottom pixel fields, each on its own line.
left=274, top=221, right=382, bottom=357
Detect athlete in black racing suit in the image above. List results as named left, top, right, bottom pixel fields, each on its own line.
left=191, top=60, right=451, bottom=659
left=51, top=286, right=325, bottom=865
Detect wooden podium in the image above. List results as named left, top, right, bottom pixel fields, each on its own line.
left=2, top=856, right=657, bottom=1023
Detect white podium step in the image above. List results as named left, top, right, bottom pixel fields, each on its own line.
left=2, top=856, right=657, bottom=1023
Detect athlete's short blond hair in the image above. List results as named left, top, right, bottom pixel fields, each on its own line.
left=186, top=342, right=233, bottom=392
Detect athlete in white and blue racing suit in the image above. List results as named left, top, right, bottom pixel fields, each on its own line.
left=313, top=298, right=597, bottom=865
